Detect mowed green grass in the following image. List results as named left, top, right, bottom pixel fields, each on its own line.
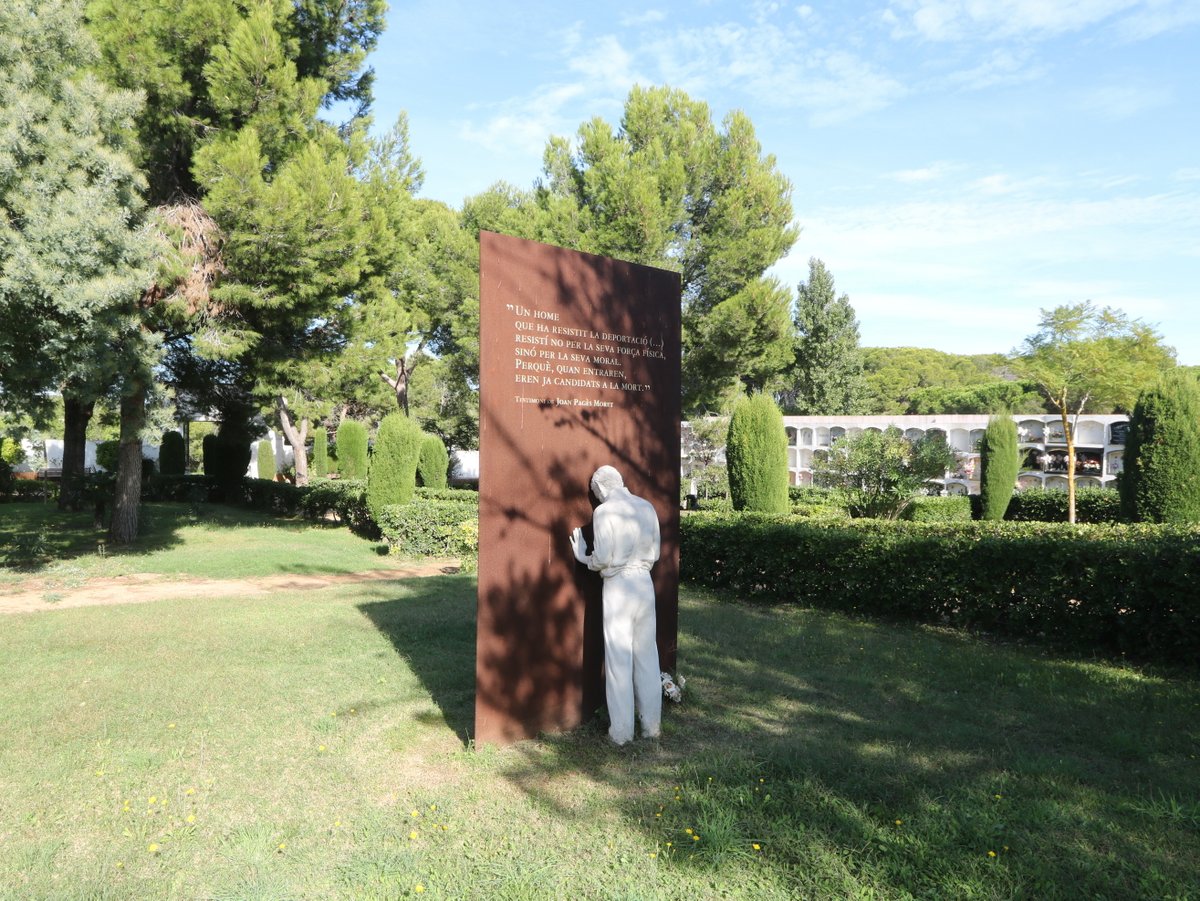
left=1, top=503, right=1198, bottom=899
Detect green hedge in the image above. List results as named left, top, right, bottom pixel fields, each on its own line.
left=680, top=512, right=1200, bottom=665
left=377, top=495, right=478, bottom=568
left=299, top=478, right=373, bottom=532
left=900, top=495, right=972, bottom=522
left=5, top=480, right=58, bottom=502
left=1007, top=488, right=1122, bottom=523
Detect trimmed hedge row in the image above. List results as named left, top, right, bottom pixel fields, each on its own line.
left=680, top=512, right=1200, bottom=665
left=900, top=495, right=972, bottom=522
left=1005, top=487, right=1122, bottom=523
left=377, top=494, right=479, bottom=569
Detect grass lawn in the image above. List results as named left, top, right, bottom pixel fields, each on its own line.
left=1, top=503, right=1198, bottom=899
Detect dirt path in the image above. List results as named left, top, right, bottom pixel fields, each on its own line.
left=0, top=562, right=461, bottom=615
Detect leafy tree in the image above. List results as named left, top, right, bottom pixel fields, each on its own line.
left=1015, top=302, right=1175, bottom=523
left=367, top=413, right=422, bottom=521
left=465, top=85, right=798, bottom=411
left=312, top=426, right=330, bottom=477
left=416, top=433, right=449, bottom=490
left=908, top=380, right=1045, bottom=415
left=159, top=431, right=186, bottom=475
left=783, top=259, right=868, bottom=415
left=814, top=427, right=955, bottom=519
left=862, top=347, right=1013, bottom=414
left=726, top=394, right=789, bottom=513
left=0, top=0, right=153, bottom=514
left=683, top=415, right=729, bottom=501
left=256, top=439, right=276, bottom=480
left=335, top=420, right=368, bottom=480
left=1119, top=370, right=1200, bottom=523
left=978, top=415, right=1019, bottom=521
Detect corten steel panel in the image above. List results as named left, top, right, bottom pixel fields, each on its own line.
left=475, top=231, right=681, bottom=746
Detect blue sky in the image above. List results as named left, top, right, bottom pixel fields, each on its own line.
left=361, top=1, right=1200, bottom=363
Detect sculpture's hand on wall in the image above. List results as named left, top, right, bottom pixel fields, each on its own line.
left=569, top=527, right=589, bottom=564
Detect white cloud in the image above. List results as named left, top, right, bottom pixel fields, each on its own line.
left=1079, top=83, right=1172, bottom=119
left=889, top=161, right=959, bottom=183
left=459, top=83, right=586, bottom=154
left=945, top=47, right=1044, bottom=90
left=888, top=0, right=1144, bottom=41
left=619, top=9, right=666, bottom=28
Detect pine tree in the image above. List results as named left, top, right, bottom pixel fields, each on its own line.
left=785, top=259, right=869, bottom=415
left=417, top=434, right=450, bottom=490
left=367, top=414, right=422, bottom=521
left=978, top=415, right=1019, bottom=521
left=726, top=394, right=789, bottom=513
left=1120, top=370, right=1200, bottom=523
left=336, top=420, right=369, bottom=480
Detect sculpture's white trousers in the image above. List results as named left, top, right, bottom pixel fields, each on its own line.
left=602, top=569, right=662, bottom=745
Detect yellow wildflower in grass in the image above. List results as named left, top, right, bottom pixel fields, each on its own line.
left=685, top=828, right=693, bottom=835
left=429, top=804, right=436, bottom=812
left=648, top=852, right=657, bottom=859
left=95, top=769, right=105, bottom=777
left=186, top=815, right=196, bottom=824
left=411, top=809, right=420, bottom=817
left=752, top=843, right=761, bottom=852
left=665, top=842, right=672, bottom=848
left=692, top=835, right=700, bottom=842
left=147, top=843, right=160, bottom=854
left=277, top=842, right=287, bottom=852
left=415, top=885, right=425, bottom=894
left=895, top=819, right=903, bottom=826
left=409, top=830, right=418, bottom=840
left=319, top=745, right=327, bottom=752
left=185, top=788, right=195, bottom=796
left=987, top=850, right=997, bottom=858
left=115, top=861, right=124, bottom=869
left=168, top=723, right=176, bottom=730
left=148, top=796, right=157, bottom=805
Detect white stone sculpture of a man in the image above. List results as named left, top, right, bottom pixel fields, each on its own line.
left=569, top=465, right=662, bottom=745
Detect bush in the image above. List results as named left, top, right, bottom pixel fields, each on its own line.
left=202, top=434, right=218, bottom=477
left=312, top=427, right=329, bottom=478
left=300, top=478, right=373, bottom=532
left=900, top=495, right=972, bottom=522
left=237, top=478, right=305, bottom=515
left=9, top=480, right=58, bottom=502
left=979, top=414, right=1019, bottom=521
left=0, top=457, right=11, bottom=496
left=1120, top=370, right=1200, bottom=523
left=366, top=414, right=422, bottom=521
left=95, top=439, right=120, bottom=473
left=1, top=436, right=27, bottom=467
left=1007, top=488, right=1122, bottom=524
left=417, top=434, right=450, bottom=490
left=377, top=494, right=478, bottom=569
left=159, top=431, right=186, bottom=476
left=336, top=420, right=369, bottom=480
left=680, top=512, right=1200, bottom=665
left=256, top=439, right=276, bottom=480
left=144, top=474, right=212, bottom=504
left=726, top=393, right=788, bottom=513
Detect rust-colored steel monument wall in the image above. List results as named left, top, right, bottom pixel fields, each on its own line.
left=475, top=231, right=681, bottom=746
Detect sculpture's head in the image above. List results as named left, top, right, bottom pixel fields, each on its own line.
left=590, top=465, right=624, bottom=501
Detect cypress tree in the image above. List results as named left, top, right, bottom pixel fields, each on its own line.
left=159, top=431, right=186, bottom=475
left=1120, top=370, right=1200, bottom=523
left=726, top=393, right=789, bottom=513
left=417, top=434, right=450, bottom=490
left=312, top=426, right=329, bottom=478
left=336, top=420, right=369, bottom=480
left=256, top=440, right=276, bottom=480
left=367, top=414, right=423, bottom=521
left=202, top=434, right=218, bottom=477
left=978, top=415, right=1019, bottom=520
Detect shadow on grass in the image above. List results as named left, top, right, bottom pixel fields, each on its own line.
left=360, top=574, right=1200, bottom=898
left=357, top=576, right=479, bottom=744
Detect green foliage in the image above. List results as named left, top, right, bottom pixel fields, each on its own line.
left=366, top=414, right=422, bottom=521
left=0, top=457, right=11, bottom=496
left=95, top=440, right=120, bottom=473
left=376, top=495, right=478, bottom=568
left=900, top=495, right=973, bottom=522
left=726, top=394, right=789, bottom=513
left=814, top=427, right=955, bottom=519
left=201, top=433, right=218, bottom=477
left=312, top=426, right=329, bottom=477
left=335, top=420, right=369, bottom=480
left=158, top=431, right=186, bottom=476
left=862, top=347, right=1013, bottom=415
left=1, top=437, right=27, bottom=467
left=206, top=431, right=251, bottom=496
left=299, top=478, right=372, bottom=533
left=1006, top=488, right=1123, bottom=524
left=416, top=433, right=449, bottom=490
left=1121, top=371, right=1200, bottom=523
left=783, top=258, right=869, bottom=415
left=979, top=415, right=1020, bottom=521
left=256, top=439, right=276, bottom=480
left=680, top=513, right=1200, bottom=665
left=908, top=380, right=1046, bottom=415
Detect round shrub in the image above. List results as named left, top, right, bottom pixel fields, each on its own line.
left=726, top=393, right=789, bottom=513
left=336, top=420, right=369, bottom=480
left=256, top=439, right=276, bottom=480
left=979, top=414, right=1019, bottom=521
left=312, top=426, right=329, bottom=478
left=1, top=436, right=26, bottom=467
left=1120, top=370, right=1200, bottom=523
left=417, top=434, right=450, bottom=490
left=159, top=431, right=186, bottom=476
left=367, top=414, right=423, bottom=522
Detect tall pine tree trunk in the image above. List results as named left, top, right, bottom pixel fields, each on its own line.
left=109, top=379, right=146, bottom=544
left=58, top=395, right=95, bottom=512
left=277, top=396, right=309, bottom=486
